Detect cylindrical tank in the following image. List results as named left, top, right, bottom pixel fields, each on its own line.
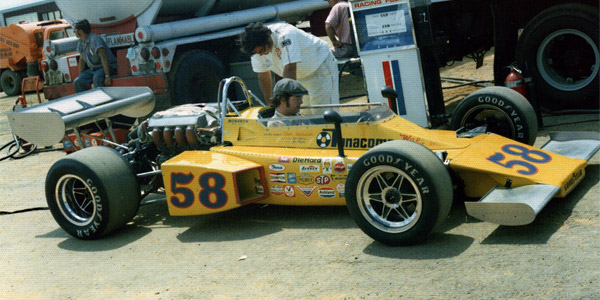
left=55, top=0, right=296, bottom=27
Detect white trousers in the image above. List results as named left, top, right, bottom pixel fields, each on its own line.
left=298, top=53, right=339, bottom=115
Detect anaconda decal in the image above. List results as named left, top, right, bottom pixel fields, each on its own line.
left=316, top=129, right=391, bottom=149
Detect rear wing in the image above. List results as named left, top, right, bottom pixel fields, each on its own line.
left=7, top=87, right=155, bottom=146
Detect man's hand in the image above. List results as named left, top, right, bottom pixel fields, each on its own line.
left=104, top=76, right=112, bottom=86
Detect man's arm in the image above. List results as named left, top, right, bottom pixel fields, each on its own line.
left=257, top=71, right=273, bottom=104
left=78, top=55, right=87, bottom=75
left=282, top=63, right=297, bottom=80
left=326, top=23, right=342, bottom=48
left=97, top=47, right=112, bottom=86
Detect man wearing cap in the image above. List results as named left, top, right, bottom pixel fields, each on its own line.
left=239, top=22, right=339, bottom=114
left=72, top=19, right=117, bottom=93
left=267, top=78, right=309, bottom=127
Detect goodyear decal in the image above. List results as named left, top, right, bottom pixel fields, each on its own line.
left=382, top=60, right=407, bottom=115
left=563, top=169, right=584, bottom=193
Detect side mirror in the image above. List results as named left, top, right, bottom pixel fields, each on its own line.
left=381, top=86, right=397, bottom=99
left=323, top=110, right=345, bottom=157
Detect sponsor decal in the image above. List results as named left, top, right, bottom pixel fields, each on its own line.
left=287, top=173, right=297, bottom=184
left=299, top=164, right=320, bottom=173
left=284, top=185, right=295, bottom=197
left=315, top=175, right=331, bottom=186
left=336, top=183, right=345, bottom=197
left=331, top=175, right=347, bottom=182
left=297, top=186, right=316, bottom=197
left=318, top=187, right=336, bottom=198
left=323, top=159, right=332, bottom=174
left=227, top=119, right=249, bottom=124
left=333, top=160, right=346, bottom=173
left=270, top=173, right=286, bottom=183
left=269, top=164, right=285, bottom=171
left=255, top=185, right=264, bottom=194
left=317, top=129, right=392, bottom=148
left=278, top=156, right=291, bottom=163
left=292, top=157, right=322, bottom=163
left=298, top=174, right=314, bottom=184
left=271, top=185, right=284, bottom=195
left=563, top=168, right=583, bottom=192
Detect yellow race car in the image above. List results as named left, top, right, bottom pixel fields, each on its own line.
left=11, top=77, right=599, bottom=245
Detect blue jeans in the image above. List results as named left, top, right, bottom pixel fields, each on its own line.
left=73, top=67, right=114, bottom=93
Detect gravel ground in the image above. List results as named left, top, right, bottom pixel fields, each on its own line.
left=0, top=49, right=599, bottom=299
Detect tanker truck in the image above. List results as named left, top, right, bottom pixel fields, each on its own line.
left=40, top=0, right=330, bottom=110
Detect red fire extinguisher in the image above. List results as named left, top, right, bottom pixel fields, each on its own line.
left=504, top=66, right=528, bottom=98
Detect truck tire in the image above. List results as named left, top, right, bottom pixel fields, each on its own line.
left=45, top=147, right=140, bottom=239
left=516, top=3, right=599, bottom=110
left=345, top=140, right=452, bottom=246
left=1, top=70, right=22, bottom=96
left=451, top=87, right=538, bottom=146
left=169, top=50, right=226, bottom=105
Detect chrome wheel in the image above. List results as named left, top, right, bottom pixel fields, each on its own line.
left=459, top=104, right=515, bottom=139
left=356, top=166, right=422, bottom=233
left=55, top=174, right=96, bottom=226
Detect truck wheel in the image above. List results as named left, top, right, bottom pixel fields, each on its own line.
left=345, top=140, right=452, bottom=246
left=169, top=50, right=226, bottom=105
left=1, top=70, right=22, bottom=96
left=516, top=3, right=599, bottom=110
left=451, top=86, right=538, bottom=145
left=45, top=147, right=140, bottom=239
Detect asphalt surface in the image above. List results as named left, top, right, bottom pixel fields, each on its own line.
left=0, top=80, right=599, bottom=298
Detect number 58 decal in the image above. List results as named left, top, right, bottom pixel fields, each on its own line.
left=487, top=144, right=552, bottom=175
left=170, top=172, right=228, bottom=209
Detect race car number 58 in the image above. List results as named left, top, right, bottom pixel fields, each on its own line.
left=487, top=144, right=551, bottom=175
left=170, top=172, right=228, bottom=209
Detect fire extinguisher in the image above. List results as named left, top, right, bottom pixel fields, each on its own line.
left=504, top=66, right=528, bottom=98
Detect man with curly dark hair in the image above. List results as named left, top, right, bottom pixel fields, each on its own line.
left=239, top=22, right=339, bottom=114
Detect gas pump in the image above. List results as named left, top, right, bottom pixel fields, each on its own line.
left=350, top=0, right=430, bottom=127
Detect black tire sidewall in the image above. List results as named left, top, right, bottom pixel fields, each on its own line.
left=45, top=159, right=112, bottom=239
left=516, top=4, right=599, bottom=109
left=345, top=142, right=451, bottom=246
left=0, top=70, right=22, bottom=96
left=451, top=87, right=537, bottom=145
left=169, top=50, right=226, bottom=105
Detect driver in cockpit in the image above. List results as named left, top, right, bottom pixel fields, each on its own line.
left=267, top=78, right=310, bottom=127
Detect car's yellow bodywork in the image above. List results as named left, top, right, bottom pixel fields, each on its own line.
left=161, top=106, right=587, bottom=216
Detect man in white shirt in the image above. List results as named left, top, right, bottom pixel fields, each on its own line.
left=239, top=22, right=339, bottom=114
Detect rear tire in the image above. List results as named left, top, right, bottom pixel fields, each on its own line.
left=1, top=70, right=22, bottom=96
left=516, top=3, right=599, bottom=110
left=45, top=147, right=140, bottom=239
left=169, top=50, right=226, bottom=105
left=451, top=87, right=538, bottom=145
left=345, top=140, right=452, bottom=246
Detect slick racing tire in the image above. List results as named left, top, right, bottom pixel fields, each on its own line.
left=451, top=86, right=538, bottom=145
left=345, top=140, right=452, bottom=246
left=0, top=70, right=22, bottom=96
left=169, top=50, right=226, bottom=105
left=45, top=147, right=140, bottom=239
left=516, top=3, right=599, bottom=110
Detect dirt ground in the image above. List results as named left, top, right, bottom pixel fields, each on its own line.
left=0, top=50, right=599, bottom=299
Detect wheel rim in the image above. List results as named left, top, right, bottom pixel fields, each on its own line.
left=537, top=29, right=600, bottom=91
left=55, top=174, right=97, bottom=226
left=356, top=166, right=422, bottom=233
left=460, top=104, right=515, bottom=139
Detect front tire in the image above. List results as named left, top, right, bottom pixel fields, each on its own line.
left=451, top=86, right=538, bottom=145
left=345, top=141, right=452, bottom=246
left=516, top=3, right=599, bottom=110
left=45, top=147, right=140, bottom=239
